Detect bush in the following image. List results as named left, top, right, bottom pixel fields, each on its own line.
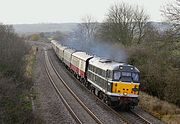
left=127, top=42, right=180, bottom=107
left=0, top=24, right=29, bottom=79
left=139, top=92, right=180, bottom=124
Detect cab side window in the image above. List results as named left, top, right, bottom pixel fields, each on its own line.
left=113, top=71, right=121, bottom=80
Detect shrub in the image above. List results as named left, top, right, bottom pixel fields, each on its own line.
left=127, top=42, right=180, bottom=107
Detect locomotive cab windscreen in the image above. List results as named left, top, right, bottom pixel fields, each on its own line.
left=113, top=71, right=140, bottom=83
left=112, top=65, right=140, bottom=83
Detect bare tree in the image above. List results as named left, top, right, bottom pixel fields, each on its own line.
left=0, top=24, right=28, bottom=77
left=161, top=0, right=180, bottom=37
left=99, top=2, right=149, bottom=46
left=77, top=15, right=98, bottom=41
left=162, top=0, right=180, bottom=23
left=134, top=6, right=149, bottom=44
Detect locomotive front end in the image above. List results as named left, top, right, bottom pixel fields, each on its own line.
left=110, top=65, right=140, bottom=107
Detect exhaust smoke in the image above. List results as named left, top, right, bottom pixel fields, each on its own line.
left=58, top=32, right=127, bottom=62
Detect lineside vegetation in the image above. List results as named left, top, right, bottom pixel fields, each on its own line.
left=0, top=24, right=39, bottom=123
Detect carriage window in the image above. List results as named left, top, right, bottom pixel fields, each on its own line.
left=94, top=67, right=96, bottom=72
left=99, top=69, right=102, bottom=76
left=97, top=68, right=100, bottom=75
left=92, top=66, right=94, bottom=71
left=113, top=71, right=121, bottom=80
left=89, top=65, right=92, bottom=70
left=103, top=70, right=106, bottom=77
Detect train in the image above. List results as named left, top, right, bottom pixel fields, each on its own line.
left=51, top=40, right=140, bottom=109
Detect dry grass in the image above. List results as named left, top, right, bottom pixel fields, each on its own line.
left=24, top=46, right=37, bottom=79
left=139, top=92, right=180, bottom=124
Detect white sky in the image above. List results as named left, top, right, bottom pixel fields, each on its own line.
left=0, top=0, right=174, bottom=24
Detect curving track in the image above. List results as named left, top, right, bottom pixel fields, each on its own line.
left=44, top=50, right=103, bottom=124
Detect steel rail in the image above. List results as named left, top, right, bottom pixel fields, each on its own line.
left=44, top=51, right=83, bottom=124
left=129, top=110, right=152, bottom=124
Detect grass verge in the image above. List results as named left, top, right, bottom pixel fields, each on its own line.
left=139, top=92, right=180, bottom=124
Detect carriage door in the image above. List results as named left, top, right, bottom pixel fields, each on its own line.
left=79, top=60, right=84, bottom=78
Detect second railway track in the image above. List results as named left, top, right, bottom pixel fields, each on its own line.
left=44, top=50, right=103, bottom=124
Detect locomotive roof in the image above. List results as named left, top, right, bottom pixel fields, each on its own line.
left=72, top=51, right=93, bottom=61
left=89, top=57, right=139, bottom=72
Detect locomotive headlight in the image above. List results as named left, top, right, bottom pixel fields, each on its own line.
left=123, top=92, right=127, bottom=96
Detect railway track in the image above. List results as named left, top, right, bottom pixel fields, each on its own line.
left=130, top=110, right=152, bottom=124
left=92, top=94, right=152, bottom=124
left=44, top=50, right=103, bottom=124
left=93, top=97, right=152, bottom=124
left=119, top=110, right=152, bottom=124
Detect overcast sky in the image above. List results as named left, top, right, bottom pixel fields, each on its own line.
left=0, top=0, right=174, bottom=24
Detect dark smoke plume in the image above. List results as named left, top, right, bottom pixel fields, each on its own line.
left=59, top=31, right=127, bottom=62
